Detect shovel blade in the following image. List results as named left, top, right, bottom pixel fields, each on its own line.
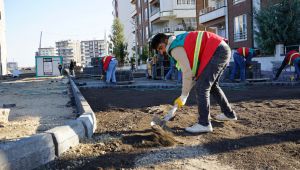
left=151, top=115, right=166, bottom=127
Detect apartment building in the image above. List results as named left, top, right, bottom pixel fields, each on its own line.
left=38, top=47, right=56, bottom=56
left=56, top=40, right=81, bottom=67
left=0, top=0, right=7, bottom=75
left=131, top=0, right=197, bottom=56
left=81, top=40, right=107, bottom=67
left=197, top=0, right=281, bottom=49
left=113, top=0, right=135, bottom=60
left=7, top=62, right=18, bottom=73
left=131, top=0, right=151, bottom=56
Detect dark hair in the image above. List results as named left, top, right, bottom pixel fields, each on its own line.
left=151, top=33, right=168, bottom=50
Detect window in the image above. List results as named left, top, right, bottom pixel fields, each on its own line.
left=233, top=0, right=245, bottom=5
left=144, top=8, right=148, bottom=20
left=234, top=14, right=247, bottom=42
left=145, top=26, right=149, bottom=39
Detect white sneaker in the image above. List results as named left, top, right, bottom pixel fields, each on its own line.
left=185, top=123, right=213, bottom=133
left=215, top=113, right=237, bottom=121
left=163, top=112, right=175, bottom=121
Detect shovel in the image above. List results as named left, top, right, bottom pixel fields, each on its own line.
left=150, top=104, right=178, bottom=128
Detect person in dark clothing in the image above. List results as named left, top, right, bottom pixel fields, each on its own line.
left=69, top=60, right=75, bottom=76
left=274, top=50, right=300, bottom=80
left=58, top=64, right=62, bottom=76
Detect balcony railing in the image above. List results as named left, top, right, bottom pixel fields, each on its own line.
left=151, top=24, right=197, bottom=35
left=234, top=32, right=247, bottom=42
left=151, top=8, right=160, bottom=16
left=199, top=0, right=226, bottom=16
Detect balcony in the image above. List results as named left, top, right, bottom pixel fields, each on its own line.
left=234, top=32, right=247, bottom=42
left=199, top=0, right=227, bottom=24
left=151, top=24, right=197, bottom=36
left=150, top=11, right=174, bottom=23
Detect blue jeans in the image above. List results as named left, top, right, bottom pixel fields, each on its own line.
left=230, top=52, right=246, bottom=81
left=294, top=58, right=300, bottom=79
left=106, top=59, right=118, bottom=83
left=165, top=66, right=175, bottom=80
left=177, top=70, right=182, bottom=83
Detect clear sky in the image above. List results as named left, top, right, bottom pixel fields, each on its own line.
left=4, top=0, right=114, bottom=67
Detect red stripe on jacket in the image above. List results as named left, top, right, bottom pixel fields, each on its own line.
left=285, top=50, right=300, bottom=65
left=237, top=47, right=250, bottom=57
left=183, top=31, right=223, bottom=79
left=102, top=56, right=113, bottom=71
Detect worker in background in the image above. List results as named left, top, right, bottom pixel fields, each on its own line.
left=151, top=31, right=237, bottom=133
left=274, top=50, right=300, bottom=81
left=102, top=55, right=118, bottom=85
left=229, top=47, right=259, bottom=82
left=69, top=60, right=75, bottom=76
left=58, top=63, right=63, bottom=76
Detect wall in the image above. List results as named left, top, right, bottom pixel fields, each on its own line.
left=0, top=0, right=7, bottom=75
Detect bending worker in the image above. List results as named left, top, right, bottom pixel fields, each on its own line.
left=151, top=31, right=237, bottom=133
left=102, top=55, right=118, bottom=84
left=274, top=50, right=300, bottom=80
left=230, top=47, right=258, bottom=82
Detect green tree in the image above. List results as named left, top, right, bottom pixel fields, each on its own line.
left=254, top=0, right=300, bottom=54
left=110, top=18, right=128, bottom=65
left=140, top=45, right=149, bottom=63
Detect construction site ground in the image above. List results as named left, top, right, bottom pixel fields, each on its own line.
left=41, top=84, right=300, bottom=170
left=0, top=77, right=76, bottom=142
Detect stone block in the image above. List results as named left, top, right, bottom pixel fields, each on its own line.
left=0, top=109, right=10, bottom=124
left=46, top=120, right=85, bottom=156
left=77, top=113, right=96, bottom=138
left=0, top=133, right=55, bottom=170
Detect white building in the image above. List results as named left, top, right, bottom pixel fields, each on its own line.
left=56, top=40, right=81, bottom=67
left=81, top=40, right=107, bottom=67
left=7, top=62, right=18, bottom=73
left=113, top=0, right=135, bottom=60
left=38, top=47, right=56, bottom=56
left=0, top=0, right=7, bottom=75
left=149, top=0, right=197, bottom=36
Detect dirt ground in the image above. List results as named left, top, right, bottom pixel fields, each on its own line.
left=0, top=77, right=76, bottom=142
left=41, top=86, right=300, bottom=170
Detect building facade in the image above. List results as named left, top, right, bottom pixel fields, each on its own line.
left=131, top=0, right=197, bottom=56
left=197, top=0, right=282, bottom=49
left=56, top=40, right=81, bottom=67
left=0, top=0, right=7, bottom=75
left=80, top=40, right=107, bottom=67
left=38, top=47, right=56, bottom=56
left=113, top=0, right=135, bottom=61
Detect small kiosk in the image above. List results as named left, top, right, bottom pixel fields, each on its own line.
left=35, top=56, right=63, bottom=77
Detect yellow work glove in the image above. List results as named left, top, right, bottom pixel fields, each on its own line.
left=174, top=95, right=188, bottom=108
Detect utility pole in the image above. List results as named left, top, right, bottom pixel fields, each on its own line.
left=38, top=31, right=43, bottom=55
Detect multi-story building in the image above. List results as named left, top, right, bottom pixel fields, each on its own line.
left=7, top=62, right=18, bottom=73
left=131, top=0, right=197, bottom=56
left=0, top=0, right=7, bottom=75
left=113, top=0, right=135, bottom=61
left=80, top=40, right=107, bottom=67
left=197, top=0, right=281, bottom=49
left=38, top=47, right=56, bottom=56
left=56, top=40, right=81, bottom=67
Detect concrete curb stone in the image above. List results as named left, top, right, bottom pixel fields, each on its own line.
left=0, top=133, right=55, bottom=170
left=45, top=120, right=85, bottom=157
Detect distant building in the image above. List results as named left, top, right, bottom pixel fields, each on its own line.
left=80, top=40, right=107, bottom=67
left=0, top=0, right=7, bottom=75
left=56, top=40, right=81, bottom=67
left=38, top=47, right=56, bottom=56
left=7, top=62, right=18, bottom=73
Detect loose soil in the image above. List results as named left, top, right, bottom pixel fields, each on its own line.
left=41, top=86, right=300, bottom=170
